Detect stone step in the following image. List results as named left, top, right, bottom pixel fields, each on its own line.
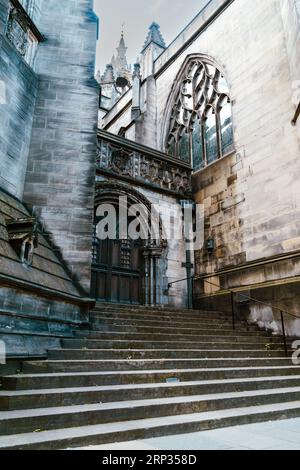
left=90, top=315, right=255, bottom=331
left=4, top=400, right=300, bottom=451
left=94, top=305, right=222, bottom=315
left=21, top=357, right=294, bottom=374
left=92, top=306, right=231, bottom=321
left=3, top=365, right=300, bottom=391
left=61, top=338, right=284, bottom=351
left=79, top=325, right=265, bottom=337
left=1, top=382, right=300, bottom=415
left=90, top=312, right=248, bottom=328
left=0, top=388, right=300, bottom=449
left=47, top=348, right=287, bottom=361
left=90, top=312, right=234, bottom=324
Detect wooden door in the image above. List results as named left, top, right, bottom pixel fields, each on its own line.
left=92, top=237, right=143, bottom=304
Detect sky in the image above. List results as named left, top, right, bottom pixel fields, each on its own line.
left=93, top=0, right=207, bottom=74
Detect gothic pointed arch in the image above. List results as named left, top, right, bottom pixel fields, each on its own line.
left=93, top=182, right=167, bottom=305
left=161, top=54, right=235, bottom=171
left=94, top=181, right=165, bottom=244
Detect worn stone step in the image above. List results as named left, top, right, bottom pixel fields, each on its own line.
left=94, top=305, right=222, bottom=315
left=3, top=401, right=300, bottom=450
left=3, top=365, right=300, bottom=391
left=79, top=325, right=265, bottom=337
left=90, top=312, right=249, bottom=328
left=91, top=310, right=236, bottom=324
left=90, top=315, right=255, bottom=331
left=93, top=305, right=231, bottom=319
left=1, top=383, right=300, bottom=415
left=47, top=348, right=286, bottom=361
left=0, top=388, right=300, bottom=448
left=21, top=357, right=294, bottom=374
left=2, top=401, right=300, bottom=450
left=61, top=338, right=284, bottom=351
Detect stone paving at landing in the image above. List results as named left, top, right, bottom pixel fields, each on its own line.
left=76, top=418, right=300, bottom=450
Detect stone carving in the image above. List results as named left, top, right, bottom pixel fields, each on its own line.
left=6, top=217, right=38, bottom=267
left=6, top=2, right=40, bottom=65
left=109, top=149, right=133, bottom=176
left=97, top=137, right=192, bottom=196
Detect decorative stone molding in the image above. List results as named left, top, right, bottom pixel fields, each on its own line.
left=6, top=217, right=38, bottom=267
left=6, top=0, right=43, bottom=66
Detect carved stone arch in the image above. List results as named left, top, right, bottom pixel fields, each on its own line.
left=94, top=181, right=166, bottom=244
left=160, top=53, right=234, bottom=164
left=93, top=181, right=167, bottom=306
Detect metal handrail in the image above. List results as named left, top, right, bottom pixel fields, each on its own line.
left=292, top=102, right=300, bottom=126
left=197, top=277, right=300, bottom=320
left=168, top=275, right=300, bottom=356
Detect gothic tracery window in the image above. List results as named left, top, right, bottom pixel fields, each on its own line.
left=166, top=59, right=234, bottom=171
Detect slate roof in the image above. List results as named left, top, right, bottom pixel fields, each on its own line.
left=0, top=189, right=82, bottom=298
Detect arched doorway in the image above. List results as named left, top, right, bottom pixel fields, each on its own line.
left=92, top=182, right=166, bottom=305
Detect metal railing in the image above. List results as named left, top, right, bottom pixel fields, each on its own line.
left=292, top=102, right=300, bottom=126
left=168, top=275, right=300, bottom=357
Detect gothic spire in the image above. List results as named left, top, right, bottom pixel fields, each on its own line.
left=101, top=64, right=115, bottom=84
left=115, top=27, right=129, bottom=73
left=142, top=22, right=166, bottom=52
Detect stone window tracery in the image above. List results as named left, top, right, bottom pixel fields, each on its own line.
left=166, top=59, right=234, bottom=171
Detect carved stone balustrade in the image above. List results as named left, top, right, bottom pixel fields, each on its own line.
left=97, top=130, right=192, bottom=197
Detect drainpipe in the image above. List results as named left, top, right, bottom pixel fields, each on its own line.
left=180, top=200, right=194, bottom=309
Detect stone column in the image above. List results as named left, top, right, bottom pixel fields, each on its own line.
left=142, top=251, right=150, bottom=306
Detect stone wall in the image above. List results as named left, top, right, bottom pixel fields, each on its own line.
left=20, top=0, right=43, bottom=23
left=0, top=285, right=87, bottom=356
left=0, top=0, right=39, bottom=199
left=101, top=0, right=300, bottom=330
left=23, top=0, right=99, bottom=293
left=137, top=186, right=188, bottom=308
left=280, top=0, right=300, bottom=143
left=104, top=0, right=300, bottom=281
left=135, top=76, right=158, bottom=148
left=0, top=187, right=91, bottom=357
left=0, top=0, right=7, bottom=35
left=153, top=0, right=300, bottom=281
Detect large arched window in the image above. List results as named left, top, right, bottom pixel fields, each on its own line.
left=166, top=58, right=234, bottom=171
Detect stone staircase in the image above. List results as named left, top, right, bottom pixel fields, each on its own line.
left=0, top=304, right=300, bottom=449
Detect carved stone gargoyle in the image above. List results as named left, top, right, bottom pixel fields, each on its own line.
left=6, top=217, right=38, bottom=267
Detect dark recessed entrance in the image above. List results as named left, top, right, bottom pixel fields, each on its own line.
left=91, top=237, right=143, bottom=304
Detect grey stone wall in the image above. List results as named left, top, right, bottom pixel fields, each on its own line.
left=135, top=76, right=158, bottom=148
left=0, top=285, right=87, bottom=356
left=0, top=0, right=7, bottom=35
left=280, top=0, right=300, bottom=144
left=20, top=0, right=43, bottom=23
left=23, top=0, right=99, bottom=294
left=0, top=0, right=39, bottom=198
